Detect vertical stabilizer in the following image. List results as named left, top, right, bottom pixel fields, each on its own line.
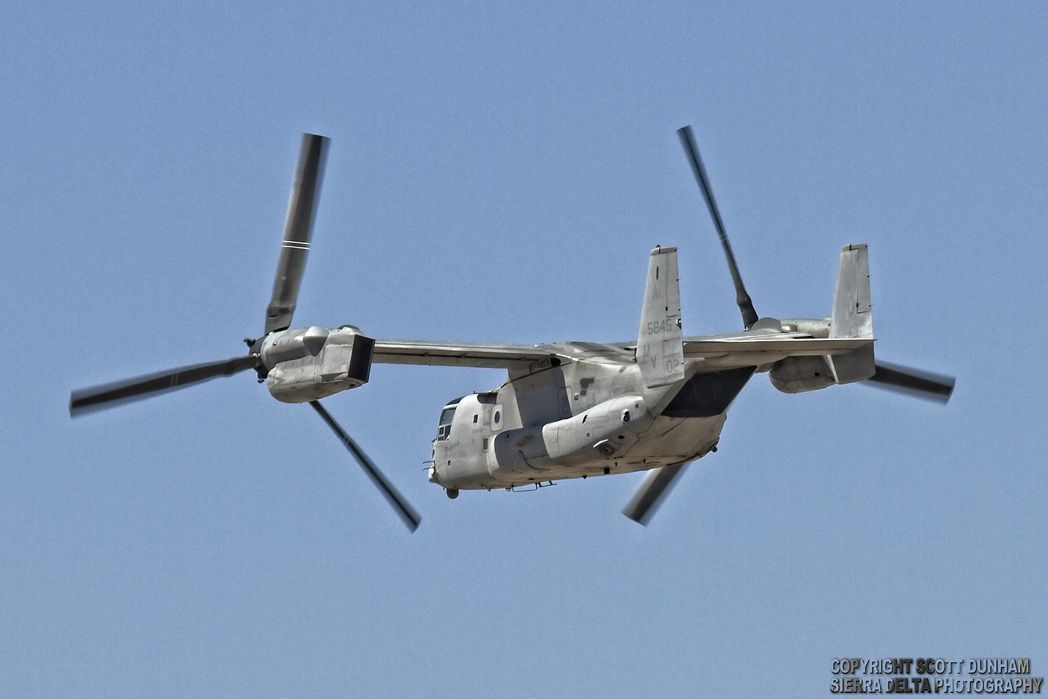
left=829, top=243, right=875, bottom=383
left=636, top=246, right=685, bottom=388
left=831, top=243, right=873, bottom=339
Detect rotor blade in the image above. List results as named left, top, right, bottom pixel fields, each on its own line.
left=622, top=462, right=689, bottom=526
left=866, top=361, right=955, bottom=404
left=265, top=133, right=330, bottom=334
left=309, top=401, right=421, bottom=532
left=70, top=355, right=256, bottom=417
left=677, top=125, right=759, bottom=329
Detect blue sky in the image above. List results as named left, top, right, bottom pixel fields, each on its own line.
left=3, top=2, right=1048, bottom=696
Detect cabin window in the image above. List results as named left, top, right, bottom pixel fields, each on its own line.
left=473, top=414, right=478, bottom=424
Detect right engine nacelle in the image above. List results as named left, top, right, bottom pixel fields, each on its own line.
left=769, top=356, right=835, bottom=394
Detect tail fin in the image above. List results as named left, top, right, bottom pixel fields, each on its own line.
left=828, top=243, right=875, bottom=383
left=831, top=243, right=873, bottom=339
left=636, top=246, right=685, bottom=388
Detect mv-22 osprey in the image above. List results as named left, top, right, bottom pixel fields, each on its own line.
left=70, top=128, right=955, bottom=530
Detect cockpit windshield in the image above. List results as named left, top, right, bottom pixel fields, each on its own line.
left=436, top=405, right=457, bottom=441
left=439, top=407, right=456, bottom=426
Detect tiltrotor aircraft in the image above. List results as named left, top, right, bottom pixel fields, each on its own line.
left=70, top=128, right=955, bottom=531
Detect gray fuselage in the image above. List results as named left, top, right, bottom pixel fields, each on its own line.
left=428, top=342, right=751, bottom=491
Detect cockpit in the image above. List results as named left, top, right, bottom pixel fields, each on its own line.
left=435, top=397, right=463, bottom=441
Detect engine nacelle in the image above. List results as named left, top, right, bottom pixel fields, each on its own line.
left=769, top=356, right=835, bottom=394
left=266, top=327, right=374, bottom=403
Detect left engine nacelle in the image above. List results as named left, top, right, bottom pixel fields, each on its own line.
left=265, top=326, right=375, bottom=403
left=769, top=356, right=835, bottom=394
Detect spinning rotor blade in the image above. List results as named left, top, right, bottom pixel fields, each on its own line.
left=622, top=463, right=689, bottom=526
left=677, top=125, right=759, bottom=329
left=265, top=133, right=329, bottom=334
left=867, top=361, right=955, bottom=404
left=70, top=355, right=257, bottom=417
left=309, top=401, right=421, bottom=532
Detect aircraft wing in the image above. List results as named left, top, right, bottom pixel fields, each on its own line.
left=372, top=334, right=873, bottom=371
left=372, top=339, right=558, bottom=369
left=682, top=335, right=871, bottom=356
left=678, top=334, right=873, bottom=369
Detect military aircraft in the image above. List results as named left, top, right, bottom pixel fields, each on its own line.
left=69, top=128, right=955, bottom=531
